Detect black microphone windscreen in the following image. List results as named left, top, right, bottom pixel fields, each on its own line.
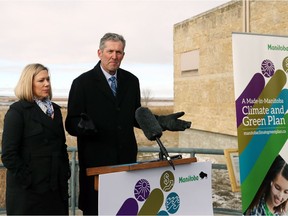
left=135, top=107, right=163, bottom=141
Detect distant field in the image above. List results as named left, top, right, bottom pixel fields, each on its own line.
left=0, top=104, right=177, bottom=163
left=0, top=104, right=177, bottom=149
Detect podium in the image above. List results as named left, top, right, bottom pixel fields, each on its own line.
left=86, top=157, right=197, bottom=191
left=86, top=158, right=213, bottom=215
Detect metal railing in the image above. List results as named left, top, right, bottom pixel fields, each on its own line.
left=0, top=147, right=241, bottom=215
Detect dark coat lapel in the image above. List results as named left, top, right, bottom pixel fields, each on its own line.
left=116, top=69, right=129, bottom=105
left=93, top=63, right=117, bottom=103
left=21, top=101, right=63, bottom=137
left=90, top=62, right=135, bottom=106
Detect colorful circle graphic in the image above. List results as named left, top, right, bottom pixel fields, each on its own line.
left=134, top=179, right=150, bottom=201
left=261, top=59, right=275, bottom=77
left=165, top=192, right=180, bottom=214
left=160, top=171, right=175, bottom=192
left=157, top=210, right=169, bottom=215
left=282, top=56, right=288, bottom=72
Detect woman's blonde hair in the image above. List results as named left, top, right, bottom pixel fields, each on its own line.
left=14, top=63, right=52, bottom=102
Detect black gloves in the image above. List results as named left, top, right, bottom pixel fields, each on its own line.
left=157, top=112, right=191, bottom=131
left=77, top=113, right=97, bottom=135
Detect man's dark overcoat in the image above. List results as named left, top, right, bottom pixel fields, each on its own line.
left=65, top=61, right=141, bottom=214
left=1, top=100, right=70, bottom=215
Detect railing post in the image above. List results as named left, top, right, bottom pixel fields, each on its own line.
left=70, top=148, right=76, bottom=215
left=190, top=151, right=196, bottom=157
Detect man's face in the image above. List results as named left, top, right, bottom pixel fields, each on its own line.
left=98, top=40, right=125, bottom=75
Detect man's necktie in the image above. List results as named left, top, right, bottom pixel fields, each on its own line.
left=109, top=76, right=117, bottom=96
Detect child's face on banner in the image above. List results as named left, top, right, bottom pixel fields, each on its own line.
left=269, top=173, right=288, bottom=207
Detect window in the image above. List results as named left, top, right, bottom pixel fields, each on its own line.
left=180, top=50, right=199, bottom=76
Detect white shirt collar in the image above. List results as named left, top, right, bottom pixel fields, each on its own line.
left=100, top=65, right=117, bottom=81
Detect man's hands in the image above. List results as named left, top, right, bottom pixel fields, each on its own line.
left=77, top=113, right=97, bottom=135
left=77, top=111, right=191, bottom=135
left=157, top=112, right=191, bottom=131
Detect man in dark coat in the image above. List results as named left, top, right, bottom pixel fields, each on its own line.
left=65, top=32, right=191, bottom=215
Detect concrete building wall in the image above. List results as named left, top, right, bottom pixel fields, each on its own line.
left=174, top=0, right=288, bottom=150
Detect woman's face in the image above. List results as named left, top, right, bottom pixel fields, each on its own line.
left=32, top=70, right=50, bottom=100
left=268, top=173, right=288, bottom=207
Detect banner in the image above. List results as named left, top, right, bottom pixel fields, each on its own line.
left=232, top=32, right=288, bottom=214
left=99, top=161, right=212, bottom=215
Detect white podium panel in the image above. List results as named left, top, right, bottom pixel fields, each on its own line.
left=99, top=161, right=212, bottom=215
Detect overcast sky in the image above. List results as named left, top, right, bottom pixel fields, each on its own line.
left=0, top=0, right=231, bottom=98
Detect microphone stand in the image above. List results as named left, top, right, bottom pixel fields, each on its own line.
left=155, top=137, right=175, bottom=170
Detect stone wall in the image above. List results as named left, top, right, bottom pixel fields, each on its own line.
left=173, top=0, right=288, bottom=149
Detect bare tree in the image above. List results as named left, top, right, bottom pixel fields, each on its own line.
left=141, top=88, right=153, bottom=106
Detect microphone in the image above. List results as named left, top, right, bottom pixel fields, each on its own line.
left=135, top=107, right=175, bottom=170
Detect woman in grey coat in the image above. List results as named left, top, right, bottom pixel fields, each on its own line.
left=1, top=63, right=70, bottom=215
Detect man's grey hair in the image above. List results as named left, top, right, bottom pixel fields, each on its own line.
left=99, top=32, right=126, bottom=50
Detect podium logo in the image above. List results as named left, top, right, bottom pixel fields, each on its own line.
left=160, top=170, right=174, bottom=192
left=179, top=171, right=208, bottom=183
left=116, top=170, right=180, bottom=215
left=134, top=179, right=150, bottom=201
